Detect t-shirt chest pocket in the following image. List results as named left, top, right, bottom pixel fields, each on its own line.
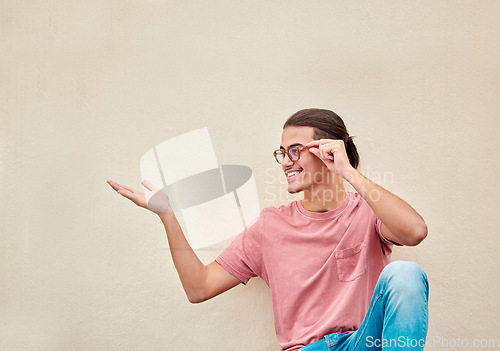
left=334, top=241, right=368, bottom=282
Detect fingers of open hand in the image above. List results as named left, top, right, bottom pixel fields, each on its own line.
left=117, top=188, right=138, bottom=202
left=142, top=180, right=157, bottom=192
left=107, top=180, right=121, bottom=192
left=107, top=180, right=143, bottom=205
left=119, top=184, right=137, bottom=193
left=107, top=180, right=132, bottom=193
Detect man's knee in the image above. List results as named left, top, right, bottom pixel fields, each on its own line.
left=380, top=261, right=428, bottom=295
left=382, top=260, right=425, bottom=276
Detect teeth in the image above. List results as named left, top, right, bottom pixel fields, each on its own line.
left=287, top=171, right=301, bottom=177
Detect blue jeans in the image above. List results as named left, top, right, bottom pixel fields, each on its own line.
left=301, top=261, right=429, bottom=351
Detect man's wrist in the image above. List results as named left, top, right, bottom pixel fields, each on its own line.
left=341, top=167, right=360, bottom=184
left=157, top=211, right=176, bottom=221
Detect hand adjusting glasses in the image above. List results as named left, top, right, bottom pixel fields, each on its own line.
left=273, top=145, right=311, bottom=164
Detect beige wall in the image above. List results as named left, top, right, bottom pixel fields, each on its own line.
left=1, top=1, right=499, bottom=350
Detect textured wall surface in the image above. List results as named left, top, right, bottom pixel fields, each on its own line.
left=1, top=1, right=499, bottom=350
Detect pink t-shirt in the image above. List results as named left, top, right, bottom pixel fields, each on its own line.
left=216, top=192, right=393, bottom=351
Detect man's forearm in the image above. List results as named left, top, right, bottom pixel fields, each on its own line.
left=157, top=212, right=208, bottom=302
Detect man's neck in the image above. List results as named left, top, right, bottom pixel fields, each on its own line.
left=301, top=182, right=346, bottom=212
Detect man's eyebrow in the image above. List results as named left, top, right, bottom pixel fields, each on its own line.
left=279, top=143, right=304, bottom=149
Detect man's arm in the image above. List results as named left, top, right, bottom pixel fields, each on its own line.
left=342, top=171, right=427, bottom=246
left=305, top=140, right=428, bottom=246
left=158, top=212, right=242, bottom=303
left=107, top=180, right=241, bottom=303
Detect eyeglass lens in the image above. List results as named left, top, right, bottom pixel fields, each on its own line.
left=275, top=147, right=301, bottom=164
left=288, top=148, right=300, bottom=161
left=275, top=151, right=285, bottom=163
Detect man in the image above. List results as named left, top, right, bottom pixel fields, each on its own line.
left=108, top=108, right=429, bottom=350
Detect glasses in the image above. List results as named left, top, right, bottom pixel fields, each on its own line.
left=273, top=145, right=311, bottom=164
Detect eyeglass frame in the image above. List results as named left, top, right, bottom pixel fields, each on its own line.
left=272, top=145, right=312, bottom=164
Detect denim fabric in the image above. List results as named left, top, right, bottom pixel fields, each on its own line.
left=301, top=261, right=429, bottom=351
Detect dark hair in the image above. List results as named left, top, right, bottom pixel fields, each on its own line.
left=283, top=108, right=360, bottom=169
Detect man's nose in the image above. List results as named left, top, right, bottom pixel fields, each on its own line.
left=281, top=152, right=294, bottom=167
